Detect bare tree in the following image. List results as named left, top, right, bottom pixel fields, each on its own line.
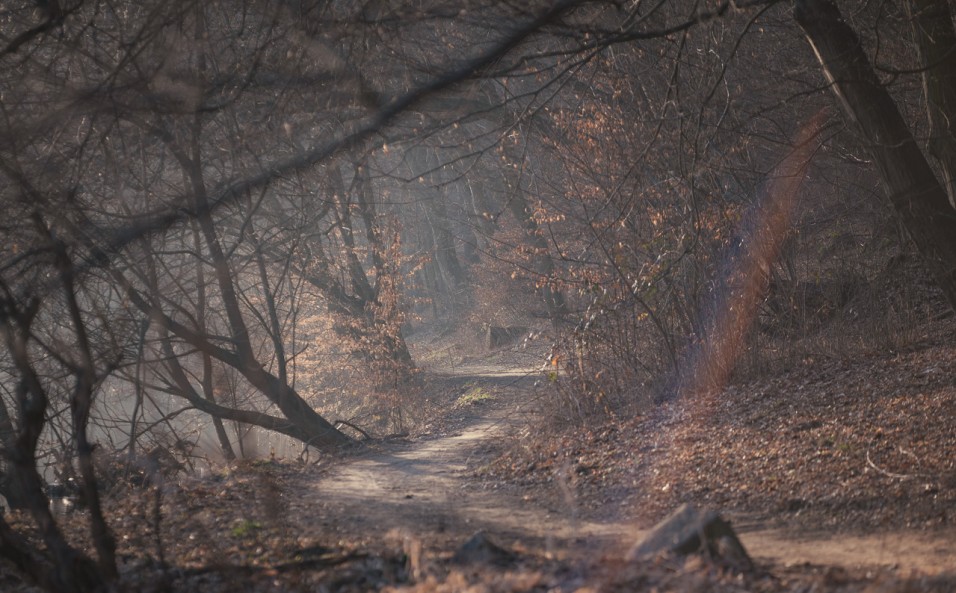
left=4, top=0, right=956, bottom=589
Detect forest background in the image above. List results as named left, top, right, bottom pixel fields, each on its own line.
left=1, top=1, right=955, bottom=591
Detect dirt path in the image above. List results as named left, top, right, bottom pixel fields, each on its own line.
left=738, top=528, right=954, bottom=574
left=303, top=368, right=954, bottom=574
left=304, top=369, right=624, bottom=556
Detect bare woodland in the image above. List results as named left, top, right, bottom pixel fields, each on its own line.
left=0, top=1, right=955, bottom=591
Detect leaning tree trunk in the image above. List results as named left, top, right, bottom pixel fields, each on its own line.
left=145, top=138, right=352, bottom=451
left=795, top=0, right=956, bottom=313
left=907, top=0, right=956, bottom=210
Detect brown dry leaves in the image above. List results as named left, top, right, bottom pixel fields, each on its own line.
left=481, top=332, right=956, bottom=534
left=635, top=342, right=956, bottom=532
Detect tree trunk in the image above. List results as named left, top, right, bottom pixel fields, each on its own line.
left=795, top=0, right=956, bottom=313
left=191, top=221, right=236, bottom=460
left=406, top=147, right=467, bottom=293
left=120, top=246, right=351, bottom=451
left=422, top=193, right=467, bottom=291
left=178, top=130, right=351, bottom=450
left=322, top=162, right=416, bottom=373
left=907, top=0, right=956, bottom=209
left=0, top=399, right=31, bottom=510
left=505, top=185, right=569, bottom=320
left=0, top=299, right=105, bottom=593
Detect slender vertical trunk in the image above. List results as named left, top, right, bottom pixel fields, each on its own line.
left=0, top=294, right=104, bottom=593
left=0, top=398, right=29, bottom=509
left=51, top=237, right=117, bottom=582
left=505, top=187, right=568, bottom=319
left=422, top=193, right=467, bottom=291
left=191, top=220, right=236, bottom=461
left=321, top=162, right=416, bottom=373
left=407, top=147, right=467, bottom=293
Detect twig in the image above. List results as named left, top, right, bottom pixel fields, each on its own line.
left=865, top=448, right=921, bottom=480
left=333, top=419, right=372, bottom=441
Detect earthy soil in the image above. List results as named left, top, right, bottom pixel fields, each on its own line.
left=298, top=329, right=955, bottom=591
left=303, top=361, right=956, bottom=576
left=2, top=324, right=954, bottom=592
left=299, top=368, right=628, bottom=550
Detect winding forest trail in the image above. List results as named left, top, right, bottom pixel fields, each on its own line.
left=303, top=365, right=955, bottom=575
left=305, top=368, right=626, bottom=558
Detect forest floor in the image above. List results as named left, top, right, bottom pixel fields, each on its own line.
left=2, top=322, right=955, bottom=592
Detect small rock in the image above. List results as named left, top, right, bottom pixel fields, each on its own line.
left=626, top=503, right=753, bottom=571
left=451, top=531, right=515, bottom=566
